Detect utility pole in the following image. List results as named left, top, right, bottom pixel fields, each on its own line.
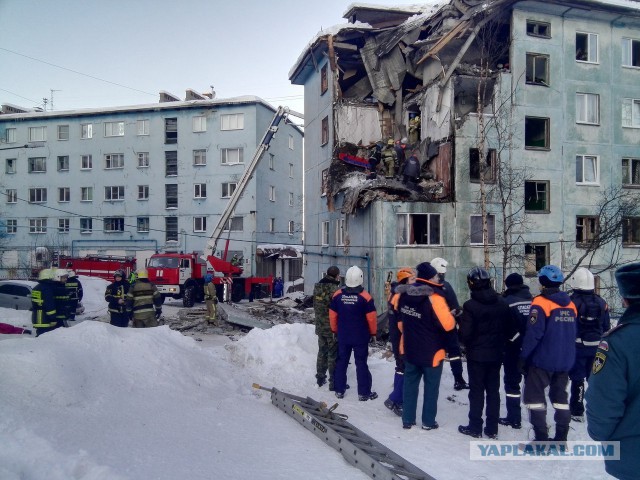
left=50, top=89, right=61, bottom=111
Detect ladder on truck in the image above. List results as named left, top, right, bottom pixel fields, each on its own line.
left=253, top=384, right=435, bottom=480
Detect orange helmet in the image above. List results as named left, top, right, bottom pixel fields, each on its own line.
left=397, top=267, right=414, bottom=282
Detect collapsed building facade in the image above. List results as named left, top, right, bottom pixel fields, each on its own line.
left=290, top=0, right=640, bottom=307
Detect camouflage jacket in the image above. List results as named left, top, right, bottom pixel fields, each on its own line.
left=313, top=276, right=341, bottom=336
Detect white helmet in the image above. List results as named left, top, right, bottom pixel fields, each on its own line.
left=54, top=268, right=69, bottom=282
left=345, top=266, right=364, bottom=288
left=67, top=270, right=76, bottom=277
left=431, top=257, right=448, bottom=274
left=568, top=267, right=595, bottom=290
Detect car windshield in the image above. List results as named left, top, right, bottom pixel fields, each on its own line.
left=148, top=257, right=179, bottom=268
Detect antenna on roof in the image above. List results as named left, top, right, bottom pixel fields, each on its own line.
left=210, top=85, right=216, bottom=99
left=50, top=89, right=61, bottom=111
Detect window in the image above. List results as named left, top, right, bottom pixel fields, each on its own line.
left=81, top=123, right=93, bottom=139
left=321, top=168, right=329, bottom=196
left=321, top=221, right=329, bottom=246
left=104, top=217, right=125, bottom=232
left=336, top=218, right=345, bottom=245
left=289, top=135, right=294, bottom=150
left=525, top=181, right=549, bottom=212
left=576, top=32, right=598, bottom=63
left=165, top=217, right=178, bottom=241
left=576, top=216, right=598, bottom=246
left=223, top=216, right=243, bottom=231
left=193, top=216, right=206, bottom=232
left=623, top=217, right=640, bottom=245
left=622, top=158, right=640, bottom=186
left=6, top=219, right=17, bottom=234
left=525, top=244, right=549, bottom=275
left=165, top=151, right=178, bottom=176
left=137, top=217, right=149, bottom=233
left=28, top=157, right=46, bottom=173
left=58, top=218, right=70, bottom=234
left=57, top=125, right=69, bottom=141
left=269, top=153, right=274, bottom=170
left=6, top=158, right=16, bottom=174
left=470, top=148, right=496, bottom=182
left=104, top=186, right=125, bottom=201
left=289, top=192, right=294, bottom=206
left=526, top=20, right=550, bottom=38
left=58, top=187, right=70, bottom=202
left=104, top=121, right=124, bottom=137
left=80, top=218, right=93, bottom=233
left=57, top=156, right=69, bottom=171
left=269, top=185, right=276, bottom=202
left=193, top=149, right=207, bottom=166
left=526, top=53, right=549, bottom=86
left=576, top=93, right=599, bottom=125
left=6, top=189, right=17, bottom=203
left=28, top=126, right=46, bottom=142
left=5, top=128, right=16, bottom=143
left=470, top=214, right=496, bottom=245
left=289, top=163, right=294, bottom=178
left=576, top=155, right=599, bottom=185
left=81, top=187, right=93, bottom=202
left=288, top=221, right=295, bottom=235
left=166, top=184, right=178, bottom=208
left=396, top=213, right=442, bottom=246
left=221, top=182, right=237, bottom=198
left=525, top=117, right=549, bottom=149
left=193, top=116, right=207, bottom=132
left=165, top=118, right=177, bottom=144
left=622, top=38, right=640, bottom=67
left=321, top=64, right=328, bottom=94
left=194, top=183, right=207, bottom=198
left=221, top=148, right=243, bottom=164
left=29, top=218, right=47, bottom=234
left=137, top=152, right=149, bottom=167
left=269, top=218, right=275, bottom=233
left=28, top=188, right=47, bottom=203
left=321, top=116, right=329, bottom=145
left=138, top=185, right=149, bottom=200
left=622, top=98, right=640, bottom=127
left=81, top=155, right=92, bottom=169
left=105, top=153, right=124, bottom=169
left=220, top=113, right=244, bottom=130
left=137, top=119, right=149, bottom=136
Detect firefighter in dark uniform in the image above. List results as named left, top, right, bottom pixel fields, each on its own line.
left=105, top=269, right=131, bottom=327
left=53, top=269, right=71, bottom=328
left=64, top=267, right=83, bottom=322
left=31, top=268, right=59, bottom=336
left=126, top=269, right=162, bottom=328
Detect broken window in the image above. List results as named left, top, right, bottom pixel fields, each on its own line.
left=321, top=116, right=329, bottom=146
left=321, top=221, right=329, bottom=246
left=527, top=20, right=550, bottom=38
left=164, top=118, right=177, bottom=144
left=165, top=217, right=178, bottom=242
left=469, top=148, right=496, bottom=183
left=576, top=155, right=599, bottom=184
left=526, top=53, right=549, bottom=86
left=525, top=243, right=549, bottom=275
left=165, top=151, right=178, bottom=176
left=622, top=38, right=640, bottom=67
left=525, top=117, right=549, bottom=150
left=469, top=214, right=495, bottom=245
left=321, top=169, right=329, bottom=196
left=165, top=184, right=178, bottom=209
left=524, top=181, right=549, bottom=212
left=104, top=217, right=125, bottom=233
left=623, top=217, right=640, bottom=245
left=576, top=93, right=599, bottom=125
left=396, top=213, right=441, bottom=246
left=622, top=158, right=640, bottom=186
left=321, top=64, right=328, bottom=95
left=576, top=216, right=598, bottom=246
left=576, top=32, right=598, bottom=63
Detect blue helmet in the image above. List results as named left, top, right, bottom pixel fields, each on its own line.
left=467, top=266, right=491, bottom=290
left=538, top=265, right=564, bottom=283
left=204, top=273, right=213, bottom=283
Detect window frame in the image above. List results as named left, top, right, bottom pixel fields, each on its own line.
left=220, top=113, right=244, bottom=131
left=5, top=158, right=16, bottom=174
left=193, top=149, right=207, bottom=166
left=138, top=185, right=149, bottom=200
left=81, top=155, right=93, bottom=170
left=104, top=217, right=125, bottom=233
left=321, top=221, right=330, bottom=247
left=194, top=183, right=207, bottom=199
left=223, top=216, right=243, bottom=232
left=28, top=188, right=47, bottom=203
left=137, top=152, right=150, bottom=168
left=469, top=214, right=496, bottom=246
left=29, top=218, right=47, bottom=234
left=5, top=127, right=16, bottom=143
left=104, top=153, right=124, bottom=170
left=576, top=215, right=599, bottom=246
left=622, top=98, right=640, bottom=128
left=469, top=148, right=497, bottom=183
left=321, top=64, right=328, bottom=94
left=526, top=20, right=551, bottom=39
left=221, top=182, right=237, bottom=198
left=269, top=185, right=276, bottom=202
left=58, top=218, right=70, bottom=234
left=81, top=123, right=93, bottom=139
left=525, top=243, right=549, bottom=276
left=80, top=217, right=93, bottom=233
left=58, top=187, right=70, bottom=203
left=6, top=219, right=17, bottom=234
left=164, top=118, right=178, bottom=144
left=81, top=187, right=93, bottom=202
left=622, top=158, right=640, bottom=187
left=524, top=116, right=550, bottom=150
left=321, top=116, right=329, bottom=146
left=193, top=115, right=207, bottom=133
left=622, top=37, right=640, bottom=68
left=288, top=220, right=295, bottom=235
left=396, top=213, right=443, bottom=246
left=289, top=192, right=294, bottom=207
left=576, top=93, right=600, bottom=125
left=165, top=184, right=178, bottom=209
left=623, top=216, right=640, bottom=245
left=104, top=121, right=125, bottom=137
left=28, top=157, right=46, bottom=173
left=165, top=151, right=178, bottom=176
left=104, top=186, right=125, bottom=201
left=193, top=216, right=207, bottom=233
left=137, top=119, right=149, bottom=136
left=576, top=154, right=600, bottom=185
left=524, top=180, right=550, bottom=213
left=57, top=125, right=69, bottom=141
left=221, top=147, right=244, bottom=164
left=576, top=32, right=599, bottom=64
left=335, top=218, right=345, bottom=246
left=28, top=126, right=46, bottom=142
left=525, top=52, right=550, bottom=86
left=269, top=218, right=275, bottom=233
left=57, top=155, right=69, bottom=172
left=6, top=189, right=17, bottom=204
left=137, top=217, right=150, bottom=233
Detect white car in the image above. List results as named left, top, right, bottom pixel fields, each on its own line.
left=0, top=280, right=37, bottom=310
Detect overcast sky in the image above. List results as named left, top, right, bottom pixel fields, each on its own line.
left=0, top=0, right=410, bottom=114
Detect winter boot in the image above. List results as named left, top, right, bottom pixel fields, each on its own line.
left=570, top=380, right=585, bottom=417
left=421, top=422, right=439, bottom=431
left=316, top=375, right=327, bottom=388
left=498, top=418, right=522, bottom=429
left=553, top=425, right=570, bottom=442
left=501, top=395, right=522, bottom=428
left=458, top=425, right=482, bottom=438
left=454, top=379, right=470, bottom=391
left=359, top=392, right=378, bottom=401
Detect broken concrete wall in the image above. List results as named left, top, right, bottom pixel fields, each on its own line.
left=335, top=104, right=382, bottom=146
left=421, top=80, right=454, bottom=141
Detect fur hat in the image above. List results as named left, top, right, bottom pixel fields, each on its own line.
left=615, top=262, right=640, bottom=299
left=416, top=262, right=438, bottom=282
left=505, top=273, right=524, bottom=288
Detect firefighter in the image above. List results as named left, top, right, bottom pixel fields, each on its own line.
left=105, top=270, right=131, bottom=327
left=64, top=267, right=84, bottom=321
left=126, top=269, right=162, bottom=328
left=31, top=268, right=59, bottom=337
left=53, top=269, right=71, bottom=328
left=381, top=139, right=397, bottom=178
left=204, top=274, right=219, bottom=326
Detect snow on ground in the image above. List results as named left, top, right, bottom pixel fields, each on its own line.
left=0, top=276, right=608, bottom=479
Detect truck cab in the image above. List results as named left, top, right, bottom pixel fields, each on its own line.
left=147, top=252, right=206, bottom=307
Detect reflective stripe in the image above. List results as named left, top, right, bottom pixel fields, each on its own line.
left=509, top=332, right=520, bottom=342
left=576, top=338, right=600, bottom=347
left=508, top=300, right=531, bottom=308
left=506, top=393, right=521, bottom=398
left=525, top=403, right=546, bottom=410
left=552, top=403, right=570, bottom=410
left=448, top=356, right=461, bottom=361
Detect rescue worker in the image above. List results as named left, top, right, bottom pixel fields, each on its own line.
left=400, top=150, right=421, bottom=187
left=394, top=138, right=407, bottom=176
left=204, top=273, right=219, bottom=326
left=566, top=267, right=610, bottom=422
left=64, top=268, right=83, bottom=321
left=408, top=115, right=420, bottom=145
left=520, top=265, right=577, bottom=442
left=105, top=269, right=130, bottom=327
left=384, top=267, right=415, bottom=417
left=313, top=266, right=341, bottom=389
left=586, top=262, right=640, bottom=480
left=329, top=266, right=378, bottom=401
left=397, top=262, right=456, bottom=430
left=53, top=269, right=71, bottom=328
left=500, top=272, right=532, bottom=430
left=126, top=269, right=162, bottom=328
left=31, top=268, right=59, bottom=336
left=381, top=139, right=397, bottom=178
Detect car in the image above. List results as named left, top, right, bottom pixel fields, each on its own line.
left=0, top=280, right=37, bottom=310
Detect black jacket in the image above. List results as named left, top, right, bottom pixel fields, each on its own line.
left=502, top=284, right=533, bottom=346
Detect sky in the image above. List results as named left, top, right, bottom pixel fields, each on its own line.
left=0, top=0, right=415, bottom=115
left=0, top=276, right=610, bottom=480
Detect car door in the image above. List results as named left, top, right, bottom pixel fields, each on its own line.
left=0, top=283, right=32, bottom=310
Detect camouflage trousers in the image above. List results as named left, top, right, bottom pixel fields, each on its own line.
left=316, top=333, right=338, bottom=388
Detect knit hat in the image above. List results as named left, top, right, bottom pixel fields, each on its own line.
left=615, top=262, right=640, bottom=299
left=326, top=266, right=340, bottom=278
left=505, top=273, right=524, bottom=288
left=416, top=262, right=438, bottom=281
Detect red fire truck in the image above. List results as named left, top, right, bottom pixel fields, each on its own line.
left=57, top=256, right=137, bottom=281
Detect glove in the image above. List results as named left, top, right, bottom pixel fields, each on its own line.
left=155, top=309, right=162, bottom=319
left=517, top=358, right=527, bottom=375
left=22, top=329, right=32, bottom=335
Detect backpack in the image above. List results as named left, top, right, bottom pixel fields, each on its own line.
left=576, top=294, right=603, bottom=343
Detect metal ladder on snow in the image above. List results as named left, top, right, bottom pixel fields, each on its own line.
left=253, top=384, right=436, bottom=480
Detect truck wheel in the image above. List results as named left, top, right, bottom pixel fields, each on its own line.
left=183, top=286, right=195, bottom=307
left=231, top=283, right=244, bottom=303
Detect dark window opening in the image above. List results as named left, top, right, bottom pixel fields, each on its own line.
left=525, top=117, right=549, bottom=149
left=526, top=53, right=549, bottom=86
left=623, top=217, right=640, bottom=245
left=526, top=20, right=550, bottom=38
left=470, top=148, right=496, bottom=182
left=524, top=181, right=549, bottom=212
left=165, top=151, right=177, bottom=176
left=321, top=65, right=328, bottom=95
left=165, top=217, right=178, bottom=242
left=576, top=216, right=598, bottom=246
left=321, top=116, right=329, bottom=146
left=525, top=244, right=549, bottom=275
left=165, top=184, right=178, bottom=209
left=165, top=118, right=177, bottom=144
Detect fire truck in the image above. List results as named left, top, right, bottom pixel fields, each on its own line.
left=146, top=106, right=303, bottom=306
left=57, top=255, right=137, bottom=281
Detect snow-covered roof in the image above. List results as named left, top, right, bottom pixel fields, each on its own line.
left=256, top=244, right=304, bottom=259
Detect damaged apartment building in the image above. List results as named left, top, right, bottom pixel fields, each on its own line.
left=290, top=0, right=640, bottom=305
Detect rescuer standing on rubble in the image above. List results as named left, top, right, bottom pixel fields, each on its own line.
left=381, top=139, right=397, bottom=179
left=204, top=274, right=219, bottom=326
